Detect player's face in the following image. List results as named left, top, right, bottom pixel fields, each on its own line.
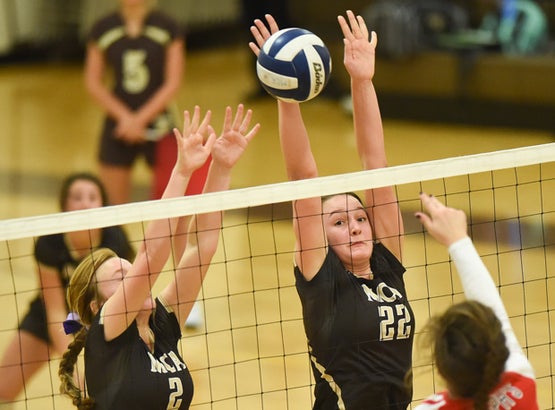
left=95, top=257, right=132, bottom=302
left=323, top=194, right=373, bottom=268
left=64, top=180, right=103, bottom=212
left=94, top=257, right=154, bottom=312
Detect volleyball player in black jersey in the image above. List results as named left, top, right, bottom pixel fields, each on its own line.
left=86, top=0, right=211, bottom=205
left=250, top=11, right=413, bottom=410
left=0, top=173, right=133, bottom=406
left=58, top=105, right=259, bottom=410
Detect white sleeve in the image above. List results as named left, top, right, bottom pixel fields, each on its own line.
left=448, top=237, right=535, bottom=378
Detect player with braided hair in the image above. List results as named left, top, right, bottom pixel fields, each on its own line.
left=414, top=193, right=538, bottom=410
left=58, top=105, right=259, bottom=410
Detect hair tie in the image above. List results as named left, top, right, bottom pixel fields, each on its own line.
left=63, top=312, right=83, bottom=335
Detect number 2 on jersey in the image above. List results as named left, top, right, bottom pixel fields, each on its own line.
left=166, top=377, right=183, bottom=410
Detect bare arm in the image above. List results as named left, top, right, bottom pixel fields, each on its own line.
left=416, top=192, right=535, bottom=378
left=133, top=38, right=184, bottom=128
left=160, top=105, right=260, bottom=325
left=101, top=107, right=216, bottom=341
left=38, top=264, right=72, bottom=355
left=339, top=11, right=403, bottom=259
left=250, top=15, right=327, bottom=281
left=85, top=38, right=184, bottom=143
left=84, top=42, right=132, bottom=125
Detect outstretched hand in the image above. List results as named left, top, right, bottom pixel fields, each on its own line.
left=249, top=14, right=280, bottom=57
left=212, top=104, right=260, bottom=169
left=173, top=106, right=217, bottom=176
left=416, top=192, right=469, bottom=247
left=338, top=10, right=377, bottom=82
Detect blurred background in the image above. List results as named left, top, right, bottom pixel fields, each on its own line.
left=0, top=0, right=554, bottom=219
left=1, top=0, right=554, bottom=128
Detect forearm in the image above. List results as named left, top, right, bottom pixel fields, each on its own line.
left=278, top=101, right=318, bottom=180
left=136, top=39, right=183, bottom=126
left=449, top=237, right=524, bottom=358
left=41, top=284, right=72, bottom=355
left=86, top=83, right=132, bottom=122
left=134, top=81, right=180, bottom=127
left=351, top=78, right=387, bottom=170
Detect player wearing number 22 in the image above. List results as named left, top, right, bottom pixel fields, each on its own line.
left=58, top=106, right=260, bottom=410
left=250, top=10, right=414, bottom=410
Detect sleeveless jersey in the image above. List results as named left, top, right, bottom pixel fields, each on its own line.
left=295, top=242, right=414, bottom=409
left=85, top=298, right=193, bottom=409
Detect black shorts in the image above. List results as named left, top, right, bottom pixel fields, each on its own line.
left=19, top=297, right=49, bottom=343
left=98, top=118, right=157, bottom=167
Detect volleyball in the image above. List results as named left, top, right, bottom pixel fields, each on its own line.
left=256, top=28, right=332, bottom=103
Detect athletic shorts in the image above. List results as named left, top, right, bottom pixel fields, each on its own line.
left=98, top=118, right=157, bottom=167
left=19, top=297, right=50, bottom=343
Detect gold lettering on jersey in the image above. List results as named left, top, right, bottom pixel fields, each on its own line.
left=148, top=350, right=187, bottom=374
left=361, top=282, right=403, bottom=302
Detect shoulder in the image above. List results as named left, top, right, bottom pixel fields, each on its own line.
left=295, top=247, right=342, bottom=286
left=146, top=10, right=183, bottom=38
left=152, top=297, right=181, bottom=342
left=34, top=233, right=66, bottom=265
left=101, top=226, right=134, bottom=259
left=371, top=242, right=406, bottom=276
left=89, top=12, right=121, bottom=40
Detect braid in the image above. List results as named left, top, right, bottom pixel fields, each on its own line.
left=58, top=326, right=95, bottom=409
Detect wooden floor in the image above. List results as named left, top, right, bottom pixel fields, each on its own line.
left=0, top=43, right=554, bottom=409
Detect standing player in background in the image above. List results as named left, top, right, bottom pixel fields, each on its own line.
left=250, top=11, right=414, bottom=409
left=414, top=192, right=538, bottom=409
left=58, top=104, right=259, bottom=410
left=85, top=0, right=210, bottom=206
left=0, top=173, right=134, bottom=407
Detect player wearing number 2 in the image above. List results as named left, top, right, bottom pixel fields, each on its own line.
left=58, top=105, right=259, bottom=410
left=250, top=10, right=414, bottom=410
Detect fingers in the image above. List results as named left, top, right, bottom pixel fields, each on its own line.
left=338, top=10, right=368, bottom=40
left=244, top=122, right=261, bottom=143
left=204, top=125, right=217, bottom=151
left=231, top=104, right=246, bottom=131
left=249, top=14, right=280, bottom=53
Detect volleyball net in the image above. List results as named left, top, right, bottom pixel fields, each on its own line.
left=1, top=142, right=554, bottom=409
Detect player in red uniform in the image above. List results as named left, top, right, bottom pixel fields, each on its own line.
left=414, top=193, right=538, bottom=410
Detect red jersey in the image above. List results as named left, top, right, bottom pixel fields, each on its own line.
left=414, top=238, right=539, bottom=410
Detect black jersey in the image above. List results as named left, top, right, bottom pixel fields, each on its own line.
left=19, top=227, right=133, bottom=342
left=295, top=243, right=414, bottom=410
left=34, top=226, right=134, bottom=287
left=88, top=11, right=182, bottom=110
left=85, top=298, right=193, bottom=410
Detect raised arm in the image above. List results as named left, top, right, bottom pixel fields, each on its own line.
left=100, top=107, right=216, bottom=341
left=416, top=193, right=534, bottom=378
left=338, top=11, right=403, bottom=259
left=160, top=105, right=259, bottom=326
left=250, top=15, right=327, bottom=280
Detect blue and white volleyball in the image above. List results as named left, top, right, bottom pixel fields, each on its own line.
left=256, top=28, right=332, bottom=102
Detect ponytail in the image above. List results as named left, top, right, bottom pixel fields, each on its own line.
left=423, top=300, right=508, bottom=406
